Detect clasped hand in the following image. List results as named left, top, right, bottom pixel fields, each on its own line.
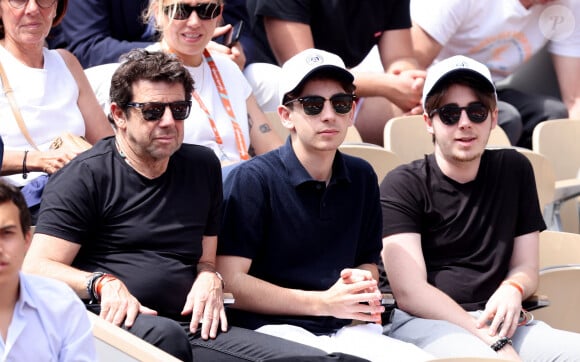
left=321, top=268, right=384, bottom=323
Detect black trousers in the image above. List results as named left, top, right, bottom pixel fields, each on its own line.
left=123, top=314, right=369, bottom=362
left=497, top=88, right=568, bottom=148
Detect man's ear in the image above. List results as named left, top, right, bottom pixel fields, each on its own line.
left=424, top=113, right=434, bottom=135
left=110, top=103, right=128, bottom=130
left=490, top=107, right=499, bottom=129
left=278, top=105, right=295, bottom=130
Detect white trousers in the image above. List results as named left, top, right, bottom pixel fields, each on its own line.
left=256, top=323, right=433, bottom=362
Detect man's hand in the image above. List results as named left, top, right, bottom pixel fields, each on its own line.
left=476, top=282, right=523, bottom=338
left=320, top=269, right=383, bottom=323
left=386, top=69, right=425, bottom=114
left=99, top=278, right=157, bottom=328
left=181, top=271, right=228, bottom=340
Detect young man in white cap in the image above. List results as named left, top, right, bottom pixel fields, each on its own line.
left=216, top=48, right=432, bottom=362
left=381, top=54, right=580, bottom=360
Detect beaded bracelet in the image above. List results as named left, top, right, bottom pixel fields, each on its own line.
left=490, top=336, right=513, bottom=351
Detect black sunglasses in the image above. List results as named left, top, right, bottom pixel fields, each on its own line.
left=285, top=93, right=356, bottom=116
left=429, top=102, right=489, bottom=125
left=163, top=3, right=222, bottom=21
left=127, top=101, right=192, bottom=121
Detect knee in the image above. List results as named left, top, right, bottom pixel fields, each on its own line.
left=544, top=99, right=569, bottom=119
left=130, top=315, right=192, bottom=361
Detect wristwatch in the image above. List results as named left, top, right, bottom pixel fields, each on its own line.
left=214, top=271, right=225, bottom=289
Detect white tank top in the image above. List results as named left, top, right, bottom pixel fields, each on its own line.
left=0, top=46, right=85, bottom=186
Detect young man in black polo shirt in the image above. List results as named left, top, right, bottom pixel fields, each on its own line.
left=217, top=48, right=432, bottom=362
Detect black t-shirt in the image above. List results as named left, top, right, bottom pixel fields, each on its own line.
left=245, top=0, right=411, bottom=67
left=36, top=137, right=222, bottom=319
left=380, top=149, right=546, bottom=310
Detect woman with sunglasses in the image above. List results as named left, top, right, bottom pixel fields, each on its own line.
left=144, top=0, right=282, bottom=174
left=0, top=0, right=113, bottom=218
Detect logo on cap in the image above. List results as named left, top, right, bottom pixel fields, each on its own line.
left=306, top=54, right=324, bottom=65
left=455, top=60, right=468, bottom=68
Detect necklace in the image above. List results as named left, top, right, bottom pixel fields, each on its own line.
left=115, top=139, right=131, bottom=166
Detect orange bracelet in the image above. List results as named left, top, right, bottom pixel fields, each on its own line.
left=95, top=274, right=117, bottom=299
left=502, top=279, right=524, bottom=297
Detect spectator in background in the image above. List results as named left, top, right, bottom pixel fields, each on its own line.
left=0, top=180, right=95, bottom=361
left=0, top=0, right=113, bottom=221
left=243, top=0, right=426, bottom=145
left=48, top=0, right=246, bottom=69
left=411, top=0, right=580, bottom=148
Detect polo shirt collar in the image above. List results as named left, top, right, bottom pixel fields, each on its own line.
left=279, top=138, right=351, bottom=187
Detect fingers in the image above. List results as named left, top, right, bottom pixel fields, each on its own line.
left=212, top=23, right=232, bottom=37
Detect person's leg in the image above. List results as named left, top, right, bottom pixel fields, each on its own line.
left=512, top=319, right=580, bottom=361
left=387, top=308, right=497, bottom=358
left=496, top=100, right=523, bottom=145
left=125, top=314, right=193, bottom=361
left=189, top=324, right=366, bottom=361
left=244, top=63, right=282, bottom=113
left=332, top=323, right=433, bottom=362
left=498, top=88, right=568, bottom=149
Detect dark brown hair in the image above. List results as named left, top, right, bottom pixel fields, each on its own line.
left=424, top=73, right=497, bottom=116
left=0, top=181, right=31, bottom=235
left=108, top=49, right=194, bottom=125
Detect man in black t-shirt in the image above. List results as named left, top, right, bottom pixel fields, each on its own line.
left=22, top=49, right=348, bottom=362
left=243, top=0, right=426, bottom=145
left=381, top=55, right=580, bottom=359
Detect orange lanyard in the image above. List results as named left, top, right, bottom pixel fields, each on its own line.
left=193, top=49, right=249, bottom=161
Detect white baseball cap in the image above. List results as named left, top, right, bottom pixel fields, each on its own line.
left=278, top=48, right=354, bottom=105
left=422, top=55, right=496, bottom=109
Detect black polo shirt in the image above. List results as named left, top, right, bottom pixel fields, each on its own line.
left=219, top=139, right=382, bottom=334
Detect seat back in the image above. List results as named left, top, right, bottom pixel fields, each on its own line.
left=383, top=115, right=431, bottom=163
left=532, top=119, right=580, bottom=180
left=532, top=118, right=580, bottom=232
left=88, top=311, right=181, bottom=362
left=531, top=265, right=580, bottom=333
left=514, top=148, right=556, bottom=215
left=487, top=126, right=511, bottom=147
left=265, top=112, right=363, bottom=144
left=539, top=230, right=580, bottom=269
left=338, top=144, right=401, bottom=183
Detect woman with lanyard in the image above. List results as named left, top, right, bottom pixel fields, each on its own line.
left=144, top=0, right=282, bottom=176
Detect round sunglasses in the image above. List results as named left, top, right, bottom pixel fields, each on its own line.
left=126, top=101, right=192, bottom=121
left=284, top=93, right=356, bottom=116
left=429, top=102, right=489, bottom=125
left=163, top=2, right=222, bottom=21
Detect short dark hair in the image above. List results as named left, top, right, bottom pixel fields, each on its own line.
left=424, top=73, right=497, bottom=117
left=108, top=49, right=194, bottom=124
left=0, top=181, right=31, bottom=235
left=283, top=71, right=356, bottom=106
